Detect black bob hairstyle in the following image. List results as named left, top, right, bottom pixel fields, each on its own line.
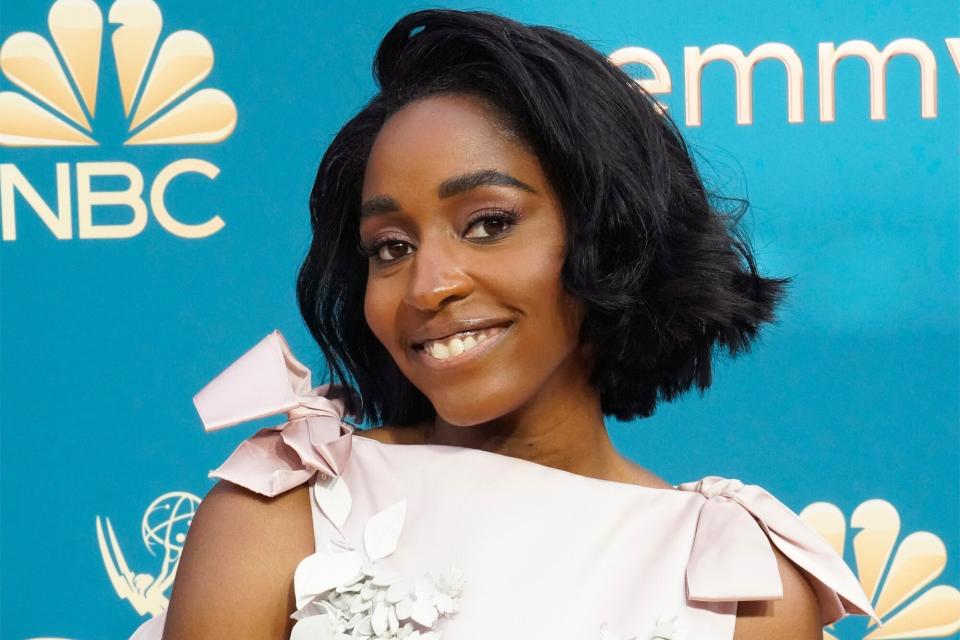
left=297, top=8, right=790, bottom=426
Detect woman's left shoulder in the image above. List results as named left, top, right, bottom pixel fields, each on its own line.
left=613, top=456, right=676, bottom=491
left=732, top=544, right=823, bottom=639
left=678, top=475, right=880, bottom=634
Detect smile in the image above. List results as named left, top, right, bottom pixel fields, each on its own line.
left=412, top=322, right=514, bottom=370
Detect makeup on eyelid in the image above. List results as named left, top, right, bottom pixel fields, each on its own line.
left=360, top=207, right=522, bottom=264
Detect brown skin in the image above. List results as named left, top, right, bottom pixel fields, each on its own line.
left=358, top=93, right=658, bottom=488
left=160, top=94, right=821, bottom=639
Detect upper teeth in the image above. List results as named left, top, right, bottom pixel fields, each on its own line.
left=421, top=326, right=506, bottom=360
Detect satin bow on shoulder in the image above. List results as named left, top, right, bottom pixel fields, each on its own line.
left=677, top=476, right=882, bottom=627
left=193, top=330, right=356, bottom=499
left=128, top=332, right=358, bottom=640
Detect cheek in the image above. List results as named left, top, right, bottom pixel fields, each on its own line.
left=495, top=241, right=581, bottom=348
left=363, top=277, right=396, bottom=348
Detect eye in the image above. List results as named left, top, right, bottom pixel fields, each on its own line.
left=360, top=209, right=520, bottom=265
left=463, top=210, right=519, bottom=240
left=366, top=239, right=412, bottom=263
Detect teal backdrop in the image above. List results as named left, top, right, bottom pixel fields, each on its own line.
left=1, top=1, right=957, bottom=638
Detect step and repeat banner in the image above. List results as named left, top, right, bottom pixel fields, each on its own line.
left=1, top=0, right=957, bottom=638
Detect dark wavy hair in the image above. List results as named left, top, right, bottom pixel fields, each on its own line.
left=296, top=8, right=790, bottom=426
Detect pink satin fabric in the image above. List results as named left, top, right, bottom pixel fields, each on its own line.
left=193, top=331, right=355, bottom=497
left=130, top=330, right=880, bottom=639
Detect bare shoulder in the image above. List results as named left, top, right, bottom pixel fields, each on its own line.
left=733, top=544, right=823, bottom=639
left=614, top=456, right=676, bottom=491
left=162, top=480, right=314, bottom=639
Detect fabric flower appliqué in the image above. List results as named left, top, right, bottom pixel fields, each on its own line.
left=599, top=614, right=687, bottom=640
left=290, top=498, right=464, bottom=640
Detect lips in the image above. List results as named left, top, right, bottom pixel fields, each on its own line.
left=411, top=319, right=514, bottom=349
left=412, top=320, right=515, bottom=370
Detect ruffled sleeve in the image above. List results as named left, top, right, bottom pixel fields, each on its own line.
left=677, top=476, right=881, bottom=628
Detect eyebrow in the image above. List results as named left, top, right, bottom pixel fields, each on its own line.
left=360, top=169, right=537, bottom=220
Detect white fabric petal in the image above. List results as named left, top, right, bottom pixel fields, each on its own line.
left=371, top=603, right=389, bottom=635
left=411, top=599, right=439, bottom=627
left=294, top=549, right=363, bottom=607
left=314, top=474, right=353, bottom=530
left=363, top=499, right=407, bottom=562
left=290, top=613, right=340, bottom=640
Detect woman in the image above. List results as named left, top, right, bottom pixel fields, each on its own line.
left=136, top=8, right=879, bottom=640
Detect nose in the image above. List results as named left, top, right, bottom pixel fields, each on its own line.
left=403, top=235, right=474, bottom=311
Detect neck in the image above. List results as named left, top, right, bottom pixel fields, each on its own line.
left=421, top=371, right=626, bottom=482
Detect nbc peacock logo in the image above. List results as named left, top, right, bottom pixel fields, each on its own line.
left=800, top=499, right=960, bottom=639
left=0, top=0, right=236, bottom=146
left=0, top=0, right=236, bottom=240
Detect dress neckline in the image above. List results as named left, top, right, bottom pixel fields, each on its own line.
left=349, top=430, right=689, bottom=498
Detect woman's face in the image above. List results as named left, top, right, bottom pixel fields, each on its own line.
left=360, top=93, right=588, bottom=427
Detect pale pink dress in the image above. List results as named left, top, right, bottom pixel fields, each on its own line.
left=130, top=330, right=880, bottom=640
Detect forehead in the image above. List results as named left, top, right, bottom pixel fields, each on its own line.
left=362, top=94, right=540, bottom=198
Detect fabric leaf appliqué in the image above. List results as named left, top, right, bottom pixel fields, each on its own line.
left=291, top=499, right=464, bottom=640
left=363, top=499, right=406, bottom=561
left=313, top=474, right=352, bottom=530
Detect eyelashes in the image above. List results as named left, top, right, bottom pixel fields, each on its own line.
left=358, top=208, right=521, bottom=265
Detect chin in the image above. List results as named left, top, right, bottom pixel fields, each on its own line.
left=429, top=398, right=493, bottom=427
left=434, top=411, right=492, bottom=428
left=427, top=384, right=524, bottom=428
